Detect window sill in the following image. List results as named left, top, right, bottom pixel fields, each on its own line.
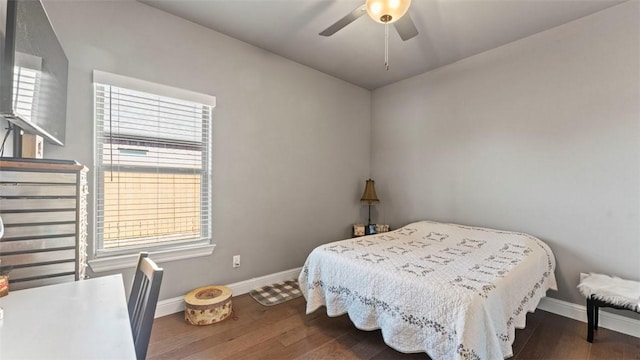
left=88, top=244, right=216, bottom=273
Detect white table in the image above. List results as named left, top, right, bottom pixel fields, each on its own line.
left=0, top=274, right=136, bottom=360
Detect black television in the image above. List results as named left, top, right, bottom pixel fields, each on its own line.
left=0, top=0, right=67, bottom=146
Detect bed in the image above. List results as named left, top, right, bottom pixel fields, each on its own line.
left=298, top=220, right=557, bottom=360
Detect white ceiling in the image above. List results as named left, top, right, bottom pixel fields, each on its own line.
left=140, top=0, right=625, bottom=90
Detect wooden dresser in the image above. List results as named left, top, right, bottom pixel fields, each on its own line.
left=0, top=159, right=88, bottom=290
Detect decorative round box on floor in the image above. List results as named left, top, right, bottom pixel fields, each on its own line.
left=184, top=285, right=232, bottom=325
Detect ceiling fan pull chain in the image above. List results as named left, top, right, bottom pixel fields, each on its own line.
left=384, top=22, right=389, bottom=70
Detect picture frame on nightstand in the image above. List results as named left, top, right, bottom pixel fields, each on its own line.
left=365, top=224, right=377, bottom=235
left=353, top=224, right=365, bottom=237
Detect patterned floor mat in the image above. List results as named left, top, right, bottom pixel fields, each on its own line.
left=249, top=279, right=302, bottom=306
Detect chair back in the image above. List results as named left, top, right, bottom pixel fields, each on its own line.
left=128, top=252, right=163, bottom=360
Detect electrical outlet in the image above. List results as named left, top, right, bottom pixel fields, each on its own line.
left=233, top=255, right=240, bottom=268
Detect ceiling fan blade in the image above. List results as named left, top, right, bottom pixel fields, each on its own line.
left=319, top=5, right=367, bottom=37
left=394, top=14, right=418, bottom=41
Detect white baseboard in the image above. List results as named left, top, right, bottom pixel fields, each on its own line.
left=155, top=267, right=302, bottom=318
left=537, top=296, right=640, bottom=338
left=155, top=268, right=639, bottom=340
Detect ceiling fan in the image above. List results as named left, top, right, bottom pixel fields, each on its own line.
left=319, top=0, right=417, bottom=70
left=319, top=0, right=418, bottom=41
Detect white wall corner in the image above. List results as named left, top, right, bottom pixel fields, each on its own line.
left=155, top=267, right=302, bottom=318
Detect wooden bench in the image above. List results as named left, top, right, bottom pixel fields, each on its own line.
left=578, top=273, right=640, bottom=342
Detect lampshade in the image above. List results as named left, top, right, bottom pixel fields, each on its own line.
left=360, top=179, right=380, bottom=205
left=365, top=0, right=411, bottom=24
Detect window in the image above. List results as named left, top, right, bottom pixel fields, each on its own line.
left=94, top=71, right=215, bottom=256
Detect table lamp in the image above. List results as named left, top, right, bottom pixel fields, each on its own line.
left=360, top=178, right=380, bottom=234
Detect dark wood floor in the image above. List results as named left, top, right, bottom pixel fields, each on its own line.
left=148, top=294, right=640, bottom=359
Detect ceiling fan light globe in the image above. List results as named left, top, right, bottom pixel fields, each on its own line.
left=370, top=2, right=382, bottom=15
left=365, top=0, right=411, bottom=24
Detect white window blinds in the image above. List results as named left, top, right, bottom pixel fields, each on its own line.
left=94, top=72, right=214, bottom=253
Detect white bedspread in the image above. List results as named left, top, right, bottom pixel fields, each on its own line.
left=299, top=221, right=557, bottom=360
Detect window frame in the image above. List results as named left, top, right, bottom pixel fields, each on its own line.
left=91, top=70, right=216, bottom=264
